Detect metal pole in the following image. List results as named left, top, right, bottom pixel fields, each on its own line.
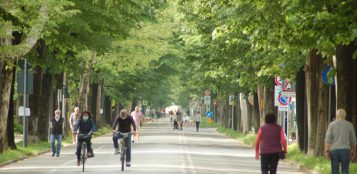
left=328, top=85, right=332, bottom=122
left=23, top=59, right=28, bottom=147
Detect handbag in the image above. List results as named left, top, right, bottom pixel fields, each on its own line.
left=279, top=151, right=285, bottom=159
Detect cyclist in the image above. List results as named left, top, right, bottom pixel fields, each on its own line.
left=74, top=111, right=96, bottom=166
left=112, top=109, right=137, bottom=167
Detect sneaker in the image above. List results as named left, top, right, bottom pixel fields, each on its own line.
left=126, top=162, right=131, bottom=167
left=76, top=160, right=80, bottom=166
left=87, top=152, right=94, bottom=158
left=131, top=140, right=135, bottom=143
left=114, top=148, right=120, bottom=155
left=56, top=154, right=60, bottom=157
left=52, top=153, right=55, bottom=157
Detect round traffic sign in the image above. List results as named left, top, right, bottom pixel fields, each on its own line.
left=322, top=66, right=335, bottom=85
left=275, top=76, right=283, bottom=86
left=278, top=93, right=291, bottom=105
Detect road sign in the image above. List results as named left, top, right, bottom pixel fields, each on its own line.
left=17, top=70, right=34, bottom=94
left=281, top=91, right=296, bottom=97
left=143, top=100, right=148, bottom=106
left=282, top=80, right=293, bottom=92
left=204, top=96, right=211, bottom=105
left=322, top=66, right=335, bottom=85
left=275, top=76, right=283, bottom=86
left=274, top=85, right=282, bottom=106
left=278, top=93, right=291, bottom=106
left=18, top=106, right=30, bottom=116
left=229, top=95, right=235, bottom=105
left=278, top=105, right=289, bottom=111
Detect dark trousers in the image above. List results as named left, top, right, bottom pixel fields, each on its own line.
left=76, top=137, right=92, bottom=160
left=261, top=152, right=280, bottom=174
left=330, top=149, right=351, bottom=174
left=195, top=121, right=200, bottom=131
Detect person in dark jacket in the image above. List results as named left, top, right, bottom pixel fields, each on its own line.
left=255, top=113, right=287, bottom=174
left=50, top=109, right=64, bottom=157
left=74, top=111, right=96, bottom=166
left=112, top=110, right=136, bottom=167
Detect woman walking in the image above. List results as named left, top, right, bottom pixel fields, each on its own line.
left=130, top=106, right=144, bottom=143
left=69, top=107, right=80, bottom=144
left=255, top=113, right=287, bottom=174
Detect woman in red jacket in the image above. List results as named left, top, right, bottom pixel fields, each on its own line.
left=255, top=113, right=287, bottom=174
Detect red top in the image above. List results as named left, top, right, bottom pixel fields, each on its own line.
left=255, top=124, right=287, bottom=155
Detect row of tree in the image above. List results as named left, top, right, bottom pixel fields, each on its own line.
left=175, top=0, right=357, bottom=157
left=0, top=0, right=182, bottom=153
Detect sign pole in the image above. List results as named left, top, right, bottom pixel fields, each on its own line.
left=23, top=59, right=28, bottom=147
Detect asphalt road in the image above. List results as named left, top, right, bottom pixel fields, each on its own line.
left=0, top=117, right=306, bottom=174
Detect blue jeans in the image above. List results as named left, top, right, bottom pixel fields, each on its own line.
left=113, top=133, right=132, bottom=162
left=50, top=134, right=62, bottom=156
left=330, top=149, right=351, bottom=174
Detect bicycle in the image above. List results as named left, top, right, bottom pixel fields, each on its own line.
left=76, top=131, right=94, bottom=172
left=113, top=131, right=133, bottom=171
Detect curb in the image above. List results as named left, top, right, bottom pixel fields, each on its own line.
left=0, top=149, right=51, bottom=168
left=0, top=134, right=104, bottom=168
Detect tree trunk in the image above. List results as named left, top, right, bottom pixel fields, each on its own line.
left=257, top=84, right=265, bottom=125
left=296, top=67, right=306, bottom=152
left=314, top=60, right=329, bottom=157
left=264, top=82, right=276, bottom=116
left=38, top=73, right=53, bottom=141
left=0, top=64, right=14, bottom=152
left=252, top=92, right=260, bottom=133
left=103, top=95, right=112, bottom=125
left=223, top=95, right=229, bottom=128
left=95, top=80, right=103, bottom=128
left=7, top=67, right=17, bottom=149
left=28, top=40, right=52, bottom=143
left=91, top=83, right=98, bottom=124
left=78, top=51, right=94, bottom=111
left=335, top=43, right=355, bottom=121
left=239, top=93, right=247, bottom=132
left=246, top=94, right=253, bottom=133
left=305, top=49, right=322, bottom=155
left=235, top=93, right=242, bottom=131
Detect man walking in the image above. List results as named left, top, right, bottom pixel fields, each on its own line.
left=50, top=109, right=64, bottom=157
left=325, top=109, right=356, bottom=174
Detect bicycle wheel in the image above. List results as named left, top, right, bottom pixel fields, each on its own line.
left=120, top=146, right=125, bottom=171
left=82, top=144, right=86, bottom=172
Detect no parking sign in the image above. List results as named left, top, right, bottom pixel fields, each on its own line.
left=278, top=93, right=291, bottom=106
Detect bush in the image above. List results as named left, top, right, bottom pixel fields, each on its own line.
left=14, top=118, right=23, bottom=134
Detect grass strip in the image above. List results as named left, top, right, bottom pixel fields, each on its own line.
left=0, top=125, right=111, bottom=166
left=215, top=124, right=357, bottom=174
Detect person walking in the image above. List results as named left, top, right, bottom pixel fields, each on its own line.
left=112, top=110, right=137, bottom=167
left=50, top=109, right=64, bottom=157
left=325, top=109, right=356, bottom=174
left=255, top=113, right=287, bottom=174
left=70, top=107, right=81, bottom=144
left=176, top=109, right=183, bottom=130
left=130, top=106, right=144, bottom=143
left=194, top=111, right=201, bottom=132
